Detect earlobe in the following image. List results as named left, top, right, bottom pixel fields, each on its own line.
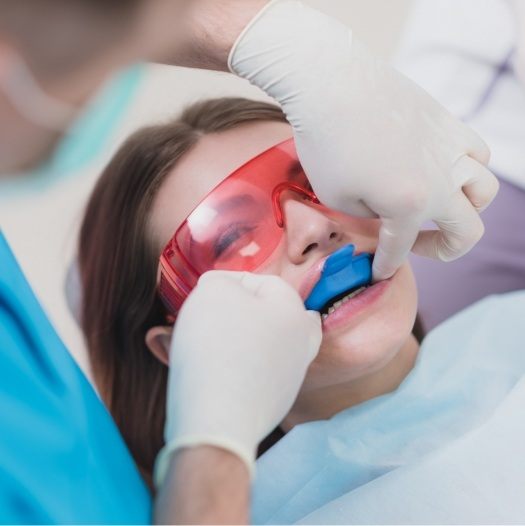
left=145, top=326, right=173, bottom=367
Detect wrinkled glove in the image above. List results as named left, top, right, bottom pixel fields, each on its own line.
left=230, top=0, right=499, bottom=280
left=155, top=271, right=321, bottom=486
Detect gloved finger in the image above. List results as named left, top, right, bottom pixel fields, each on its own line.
left=306, top=177, right=378, bottom=218
left=333, top=197, right=378, bottom=219
left=198, top=270, right=305, bottom=309
left=253, top=275, right=306, bottom=307
left=197, top=269, right=241, bottom=286
left=458, top=123, right=491, bottom=165
left=306, top=310, right=322, bottom=324
left=237, top=272, right=306, bottom=310
left=239, top=275, right=321, bottom=356
left=305, top=311, right=323, bottom=360
left=306, top=309, right=322, bottom=331
left=453, top=155, right=499, bottom=212
left=372, top=217, right=420, bottom=281
left=238, top=271, right=269, bottom=296
left=197, top=270, right=267, bottom=300
left=412, top=192, right=485, bottom=262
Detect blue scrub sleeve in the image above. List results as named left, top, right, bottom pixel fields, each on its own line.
left=0, top=232, right=151, bottom=524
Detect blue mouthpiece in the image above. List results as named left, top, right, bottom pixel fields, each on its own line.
left=304, top=244, right=373, bottom=312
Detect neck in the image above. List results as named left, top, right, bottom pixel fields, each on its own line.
left=282, top=335, right=420, bottom=431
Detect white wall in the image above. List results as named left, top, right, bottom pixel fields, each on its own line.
left=0, top=0, right=411, bottom=377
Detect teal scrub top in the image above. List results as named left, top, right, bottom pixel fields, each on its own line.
left=0, top=232, right=152, bottom=523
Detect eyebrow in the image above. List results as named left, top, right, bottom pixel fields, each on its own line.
left=215, top=193, right=257, bottom=213
left=210, top=160, right=304, bottom=214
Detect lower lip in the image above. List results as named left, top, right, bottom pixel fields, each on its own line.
left=321, top=278, right=391, bottom=333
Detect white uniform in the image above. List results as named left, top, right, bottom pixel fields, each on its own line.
left=395, top=0, right=525, bottom=190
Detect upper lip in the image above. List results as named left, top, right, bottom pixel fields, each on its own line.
left=298, top=255, right=330, bottom=302
left=298, top=246, right=369, bottom=302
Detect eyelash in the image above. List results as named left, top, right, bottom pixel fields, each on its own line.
left=214, top=224, right=257, bottom=259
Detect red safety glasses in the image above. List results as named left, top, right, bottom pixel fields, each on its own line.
left=158, top=138, right=319, bottom=315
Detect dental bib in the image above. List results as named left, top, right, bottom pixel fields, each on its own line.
left=304, top=244, right=373, bottom=312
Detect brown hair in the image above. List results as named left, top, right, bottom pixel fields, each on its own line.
left=78, top=98, right=289, bottom=489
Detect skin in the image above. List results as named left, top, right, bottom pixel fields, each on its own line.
left=155, top=447, right=250, bottom=525
left=0, top=1, right=270, bottom=523
left=146, top=120, right=420, bottom=449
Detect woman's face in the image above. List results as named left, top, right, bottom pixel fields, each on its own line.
left=148, top=121, right=418, bottom=392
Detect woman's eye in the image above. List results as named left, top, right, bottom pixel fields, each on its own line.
left=213, top=224, right=257, bottom=259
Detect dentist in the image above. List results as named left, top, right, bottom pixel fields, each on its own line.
left=0, top=0, right=498, bottom=523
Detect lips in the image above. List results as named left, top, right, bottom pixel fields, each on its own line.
left=299, top=247, right=372, bottom=302
left=299, top=243, right=393, bottom=332
left=299, top=256, right=331, bottom=302
left=321, top=278, right=391, bottom=332
left=304, top=244, right=373, bottom=312
left=319, top=285, right=368, bottom=318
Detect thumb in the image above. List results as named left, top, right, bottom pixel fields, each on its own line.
left=372, top=218, right=420, bottom=281
left=241, top=274, right=305, bottom=306
left=305, top=310, right=322, bottom=359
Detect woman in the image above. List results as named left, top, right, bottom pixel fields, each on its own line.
left=78, top=97, right=525, bottom=522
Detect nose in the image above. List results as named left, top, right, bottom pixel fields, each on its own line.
left=283, top=198, right=344, bottom=264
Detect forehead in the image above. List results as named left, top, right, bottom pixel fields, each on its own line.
left=149, top=120, right=293, bottom=250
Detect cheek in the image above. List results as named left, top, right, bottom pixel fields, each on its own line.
left=256, top=241, right=291, bottom=277
left=305, top=264, right=418, bottom=387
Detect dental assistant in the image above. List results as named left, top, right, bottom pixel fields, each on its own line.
left=0, top=0, right=499, bottom=524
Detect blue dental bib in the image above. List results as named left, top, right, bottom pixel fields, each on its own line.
left=305, top=244, right=373, bottom=312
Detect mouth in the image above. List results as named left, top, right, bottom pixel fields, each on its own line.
left=318, top=284, right=369, bottom=320
left=303, top=244, right=373, bottom=314
left=321, top=276, right=393, bottom=334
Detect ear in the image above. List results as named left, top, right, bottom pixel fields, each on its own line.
left=145, top=326, right=173, bottom=367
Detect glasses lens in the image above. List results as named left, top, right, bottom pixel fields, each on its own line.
left=160, top=138, right=312, bottom=313
left=177, top=179, right=282, bottom=273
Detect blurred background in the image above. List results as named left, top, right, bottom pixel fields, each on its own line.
left=0, top=0, right=413, bottom=375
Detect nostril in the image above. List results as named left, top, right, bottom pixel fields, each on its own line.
left=329, top=232, right=338, bottom=240
left=302, top=243, right=318, bottom=256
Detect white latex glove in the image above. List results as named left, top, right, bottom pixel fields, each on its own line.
left=230, top=0, right=499, bottom=280
left=154, top=271, right=321, bottom=486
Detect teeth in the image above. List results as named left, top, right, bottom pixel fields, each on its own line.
left=344, top=286, right=366, bottom=301
left=322, top=286, right=368, bottom=321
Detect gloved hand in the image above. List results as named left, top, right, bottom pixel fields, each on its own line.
left=154, top=271, right=322, bottom=486
left=230, top=0, right=499, bottom=280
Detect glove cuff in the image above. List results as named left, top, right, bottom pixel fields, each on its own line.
left=227, top=0, right=283, bottom=73
left=154, top=436, right=256, bottom=489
